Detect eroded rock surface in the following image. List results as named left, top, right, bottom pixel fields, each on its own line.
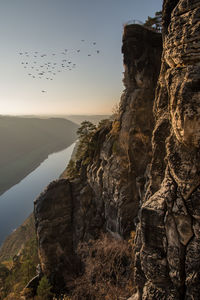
left=34, top=25, right=162, bottom=290
left=133, top=0, right=200, bottom=299
left=88, top=25, right=162, bottom=238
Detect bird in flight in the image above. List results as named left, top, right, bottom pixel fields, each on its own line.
left=18, top=40, right=101, bottom=92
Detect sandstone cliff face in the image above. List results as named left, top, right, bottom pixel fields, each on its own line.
left=34, top=25, right=162, bottom=290
left=133, top=0, right=200, bottom=299
left=88, top=25, right=162, bottom=238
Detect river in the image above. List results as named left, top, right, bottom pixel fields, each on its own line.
left=0, top=142, right=75, bottom=246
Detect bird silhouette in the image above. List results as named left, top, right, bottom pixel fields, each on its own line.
left=18, top=41, right=101, bottom=92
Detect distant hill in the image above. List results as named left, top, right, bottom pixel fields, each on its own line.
left=0, top=213, right=35, bottom=262
left=60, top=115, right=110, bottom=125
left=16, top=114, right=111, bottom=125
left=0, top=116, right=78, bottom=195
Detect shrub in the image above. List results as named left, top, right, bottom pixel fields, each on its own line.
left=0, top=237, right=39, bottom=298
left=64, top=159, right=78, bottom=179
left=36, top=275, right=53, bottom=300
left=111, top=121, right=120, bottom=135
left=64, top=121, right=97, bottom=179
left=70, top=233, right=135, bottom=299
left=111, top=103, right=120, bottom=120
left=97, top=119, right=112, bottom=129
left=77, top=121, right=96, bottom=144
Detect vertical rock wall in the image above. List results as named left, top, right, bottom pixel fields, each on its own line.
left=133, top=0, right=200, bottom=299
left=88, top=25, right=162, bottom=238
left=34, top=24, right=162, bottom=290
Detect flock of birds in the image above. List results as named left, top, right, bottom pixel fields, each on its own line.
left=18, top=40, right=100, bottom=93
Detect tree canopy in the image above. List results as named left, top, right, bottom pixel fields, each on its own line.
left=144, top=11, right=162, bottom=32
left=77, top=121, right=96, bottom=142
left=36, top=275, right=53, bottom=299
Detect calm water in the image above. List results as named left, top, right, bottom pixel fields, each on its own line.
left=0, top=142, right=75, bottom=246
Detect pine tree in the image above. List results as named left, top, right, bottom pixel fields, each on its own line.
left=77, top=121, right=96, bottom=144
left=144, top=11, right=162, bottom=32
left=36, top=275, right=53, bottom=300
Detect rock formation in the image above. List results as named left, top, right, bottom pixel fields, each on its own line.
left=132, top=0, right=200, bottom=299
left=34, top=24, right=162, bottom=291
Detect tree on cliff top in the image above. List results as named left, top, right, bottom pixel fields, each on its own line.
left=77, top=120, right=96, bottom=144
left=144, top=11, right=162, bottom=32
left=76, top=120, right=97, bottom=159
left=64, top=121, right=97, bottom=178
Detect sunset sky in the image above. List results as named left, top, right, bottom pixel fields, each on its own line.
left=0, top=0, right=162, bottom=116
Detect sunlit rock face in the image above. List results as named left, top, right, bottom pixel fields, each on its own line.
left=132, top=0, right=200, bottom=299
left=87, top=25, right=162, bottom=238
left=34, top=24, right=162, bottom=290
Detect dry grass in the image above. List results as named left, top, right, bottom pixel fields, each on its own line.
left=68, top=233, right=135, bottom=300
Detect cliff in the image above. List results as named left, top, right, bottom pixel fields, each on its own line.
left=34, top=24, right=162, bottom=293
left=132, top=0, right=200, bottom=299
left=2, top=0, right=200, bottom=298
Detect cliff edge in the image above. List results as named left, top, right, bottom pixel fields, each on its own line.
left=34, top=24, right=162, bottom=293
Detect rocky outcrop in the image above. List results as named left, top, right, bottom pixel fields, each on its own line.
left=87, top=25, right=162, bottom=238
left=133, top=0, right=200, bottom=299
left=34, top=180, right=77, bottom=290
left=34, top=24, right=162, bottom=290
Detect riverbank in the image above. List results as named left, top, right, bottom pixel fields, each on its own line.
left=0, top=116, right=78, bottom=195
left=0, top=143, right=76, bottom=246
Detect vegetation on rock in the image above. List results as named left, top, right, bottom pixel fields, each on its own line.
left=144, top=11, right=162, bottom=32
left=63, top=233, right=135, bottom=299
left=65, top=119, right=112, bottom=179
left=0, top=237, right=39, bottom=299
left=36, top=276, right=53, bottom=300
left=0, top=214, right=36, bottom=263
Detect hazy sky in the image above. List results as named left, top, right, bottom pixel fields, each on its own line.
left=0, top=0, right=162, bottom=116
